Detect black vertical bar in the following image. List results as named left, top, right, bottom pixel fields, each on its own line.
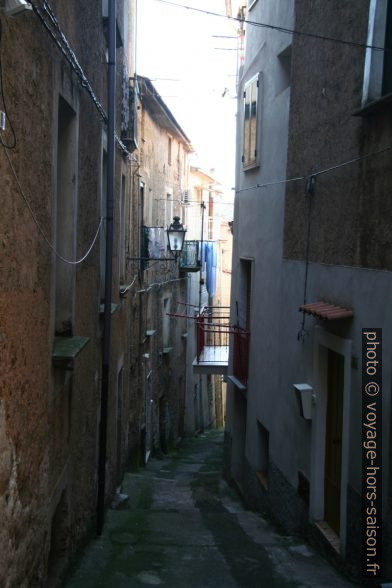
left=97, top=0, right=116, bottom=536
left=198, top=201, right=205, bottom=314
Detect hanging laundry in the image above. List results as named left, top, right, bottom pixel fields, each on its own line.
left=147, top=227, right=167, bottom=259
left=204, top=241, right=217, bottom=298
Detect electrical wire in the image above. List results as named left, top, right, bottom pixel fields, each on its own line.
left=3, top=146, right=103, bottom=265
left=26, top=0, right=133, bottom=159
left=236, top=144, right=392, bottom=194
left=152, top=0, right=388, bottom=53
left=138, top=276, right=188, bottom=293
left=120, top=273, right=138, bottom=295
left=154, top=197, right=234, bottom=205
left=297, top=176, right=315, bottom=342
left=236, top=175, right=305, bottom=193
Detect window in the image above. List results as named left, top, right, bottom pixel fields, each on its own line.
left=100, top=132, right=108, bottom=301
left=256, top=421, right=269, bottom=490
left=239, top=258, right=252, bottom=330
left=168, top=136, right=172, bottom=165
left=166, top=193, right=173, bottom=228
left=116, top=366, right=124, bottom=484
left=276, top=45, right=292, bottom=96
left=242, top=73, right=260, bottom=170
left=162, top=297, right=171, bottom=347
left=362, top=0, right=392, bottom=105
left=119, top=173, right=126, bottom=283
left=55, top=96, right=77, bottom=336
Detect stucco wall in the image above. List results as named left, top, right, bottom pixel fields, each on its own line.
left=284, top=0, right=392, bottom=271
left=227, top=0, right=392, bottom=579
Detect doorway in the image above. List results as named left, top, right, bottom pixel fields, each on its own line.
left=145, top=370, right=153, bottom=464
left=324, top=349, right=344, bottom=535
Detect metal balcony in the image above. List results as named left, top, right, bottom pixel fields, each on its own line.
left=192, top=307, right=249, bottom=380
left=179, top=240, right=201, bottom=272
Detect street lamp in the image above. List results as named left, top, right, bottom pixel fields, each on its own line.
left=167, top=216, right=186, bottom=259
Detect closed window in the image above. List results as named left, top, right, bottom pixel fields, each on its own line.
left=362, top=0, right=392, bottom=104
left=242, top=73, right=260, bottom=170
left=55, top=96, right=78, bottom=335
left=168, top=136, right=172, bottom=165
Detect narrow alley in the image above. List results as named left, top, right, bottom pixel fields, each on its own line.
left=66, top=431, right=354, bottom=588
left=1, top=0, right=392, bottom=585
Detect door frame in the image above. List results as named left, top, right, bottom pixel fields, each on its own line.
left=310, top=327, right=351, bottom=555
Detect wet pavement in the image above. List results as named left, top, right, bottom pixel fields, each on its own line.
left=66, top=430, right=356, bottom=587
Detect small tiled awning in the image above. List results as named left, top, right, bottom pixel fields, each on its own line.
left=299, top=301, right=353, bottom=320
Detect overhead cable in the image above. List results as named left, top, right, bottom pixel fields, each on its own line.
left=152, top=0, right=388, bottom=53
left=138, top=276, right=188, bottom=293
left=27, top=0, right=133, bottom=159
left=235, top=144, right=392, bottom=194
left=120, top=274, right=138, bottom=295
left=4, top=146, right=103, bottom=265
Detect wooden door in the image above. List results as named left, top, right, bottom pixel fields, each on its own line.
left=324, top=349, right=344, bottom=535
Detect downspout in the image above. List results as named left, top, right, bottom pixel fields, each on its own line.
left=198, top=200, right=206, bottom=314
left=198, top=201, right=206, bottom=430
left=97, top=0, right=116, bottom=535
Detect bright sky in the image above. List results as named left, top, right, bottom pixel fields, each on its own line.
left=137, top=0, right=238, bottom=193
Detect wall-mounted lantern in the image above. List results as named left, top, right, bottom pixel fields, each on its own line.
left=293, top=383, right=314, bottom=420
left=167, top=216, right=186, bottom=259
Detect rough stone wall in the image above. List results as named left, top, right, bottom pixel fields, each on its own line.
left=0, top=2, right=140, bottom=586
left=284, top=0, right=392, bottom=271
left=132, top=96, right=190, bottom=457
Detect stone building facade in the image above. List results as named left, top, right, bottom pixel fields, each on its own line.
left=226, top=0, right=392, bottom=582
left=132, top=76, right=191, bottom=460
left=0, top=1, right=146, bottom=585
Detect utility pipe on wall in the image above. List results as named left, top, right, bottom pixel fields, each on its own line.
left=97, top=0, right=116, bottom=536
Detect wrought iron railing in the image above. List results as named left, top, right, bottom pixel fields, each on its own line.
left=232, top=325, right=250, bottom=386
left=167, top=302, right=250, bottom=384
left=195, top=306, right=250, bottom=384
left=180, top=240, right=201, bottom=272
left=195, top=306, right=230, bottom=361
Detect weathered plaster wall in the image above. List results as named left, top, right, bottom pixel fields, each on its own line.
left=0, top=2, right=140, bottom=585
left=134, top=99, right=191, bottom=456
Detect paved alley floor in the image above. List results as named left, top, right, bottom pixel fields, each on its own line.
left=66, top=430, right=356, bottom=587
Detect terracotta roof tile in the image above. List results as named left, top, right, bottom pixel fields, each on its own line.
left=299, top=301, right=353, bottom=321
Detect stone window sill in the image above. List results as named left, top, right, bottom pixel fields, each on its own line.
left=161, top=347, right=173, bottom=355
left=52, top=336, right=90, bottom=370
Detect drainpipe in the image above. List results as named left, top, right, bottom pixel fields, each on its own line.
left=198, top=201, right=206, bottom=314
left=97, top=0, right=116, bottom=536
left=198, top=201, right=206, bottom=430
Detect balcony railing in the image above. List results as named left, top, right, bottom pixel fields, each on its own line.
left=195, top=306, right=230, bottom=362
left=180, top=240, right=201, bottom=272
left=195, top=306, right=250, bottom=383
left=232, top=325, right=250, bottom=386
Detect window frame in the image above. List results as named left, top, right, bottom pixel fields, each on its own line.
left=242, top=72, right=261, bottom=171
left=168, top=136, right=172, bottom=165
left=362, top=0, right=391, bottom=106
